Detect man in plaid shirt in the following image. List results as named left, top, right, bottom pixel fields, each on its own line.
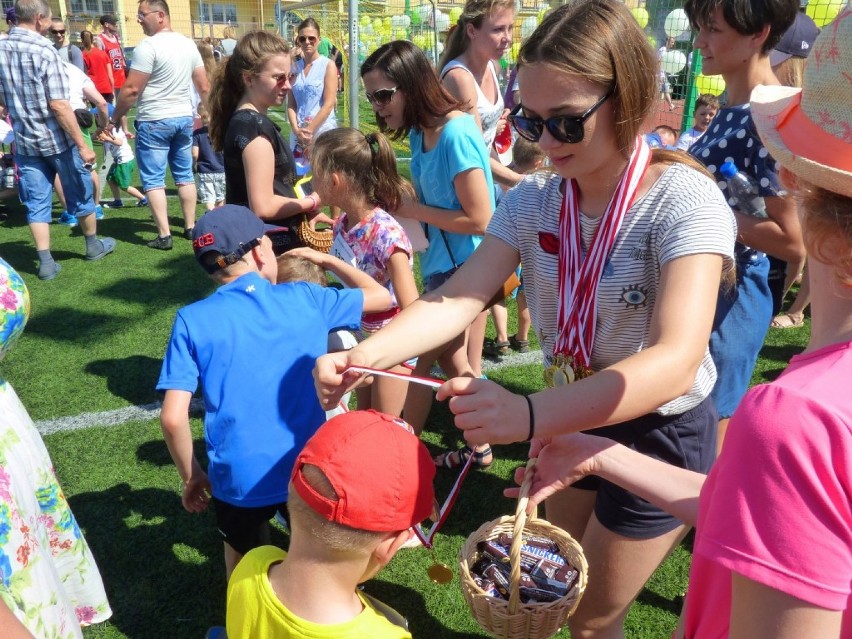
left=0, top=0, right=115, bottom=280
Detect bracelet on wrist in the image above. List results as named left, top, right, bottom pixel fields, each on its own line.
left=524, top=395, right=535, bottom=442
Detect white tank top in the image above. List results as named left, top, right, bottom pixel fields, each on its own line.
left=441, top=59, right=504, bottom=149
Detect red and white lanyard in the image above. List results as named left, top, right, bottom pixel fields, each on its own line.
left=553, top=136, right=651, bottom=368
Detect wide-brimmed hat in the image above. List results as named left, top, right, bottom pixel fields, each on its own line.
left=751, top=8, right=852, bottom=197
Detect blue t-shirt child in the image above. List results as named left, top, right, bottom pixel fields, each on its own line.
left=409, top=114, right=495, bottom=280
left=193, top=124, right=225, bottom=175
left=157, top=272, right=362, bottom=507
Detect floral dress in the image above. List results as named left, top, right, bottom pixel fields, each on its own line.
left=0, top=257, right=111, bottom=638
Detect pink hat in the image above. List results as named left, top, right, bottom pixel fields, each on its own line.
left=750, top=8, right=852, bottom=197
left=291, top=410, right=436, bottom=533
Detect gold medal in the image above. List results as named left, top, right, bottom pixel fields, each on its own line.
left=545, top=353, right=591, bottom=387
left=427, top=549, right=453, bottom=584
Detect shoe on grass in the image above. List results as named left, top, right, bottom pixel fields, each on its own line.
left=57, top=211, right=77, bottom=227
left=147, top=235, right=173, bottom=250
left=137, top=197, right=148, bottom=207
left=38, top=262, right=61, bottom=280
left=184, top=227, right=194, bottom=240
left=204, top=627, right=226, bottom=639
left=102, top=199, right=123, bottom=209
left=86, top=237, right=116, bottom=261
left=483, top=339, right=511, bottom=359
left=509, top=334, right=530, bottom=353
left=95, top=205, right=105, bottom=220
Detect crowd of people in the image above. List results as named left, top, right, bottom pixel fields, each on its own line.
left=0, top=0, right=850, bottom=637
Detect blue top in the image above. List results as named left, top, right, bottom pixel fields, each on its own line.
left=409, top=114, right=494, bottom=278
left=192, top=125, right=225, bottom=174
left=156, top=273, right=363, bottom=507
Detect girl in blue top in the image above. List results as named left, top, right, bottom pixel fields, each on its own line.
left=361, top=40, right=496, bottom=468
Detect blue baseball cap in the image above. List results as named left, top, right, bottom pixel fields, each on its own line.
left=770, top=12, right=820, bottom=67
left=192, top=205, right=266, bottom=273
left=5, top=7, right=16, bottom=24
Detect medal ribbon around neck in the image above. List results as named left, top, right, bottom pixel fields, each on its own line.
left=343, top=366, right=474, bottom=550
left=554, top=136, right=651, bottom=369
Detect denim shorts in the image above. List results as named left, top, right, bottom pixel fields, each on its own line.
left=573, top=396, right=718, bottom=539
left=197, top=172, right=225, bottom=204
left=135, top=117, right=194, bottom=190
left=709, top=253, right=773, bottom=418
left=423, top=266, right=459, bottom=293
left=17, top=146, right=94, bottom=223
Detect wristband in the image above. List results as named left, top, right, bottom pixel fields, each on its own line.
left=524, top=395, right=535, bottom=442
left=306, top=192, right=320, bottom=211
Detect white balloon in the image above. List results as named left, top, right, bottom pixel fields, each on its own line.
left=520, top=15, right=537, bottom=39
left=664, top=9, right=690, bottom=38
left=660, top=49, right=687, bottom=75
left=401, top=14, right=411, bottom=28
left=436, top=11, right=450, bottom=31
left=362, top=23, right=375, bottom=36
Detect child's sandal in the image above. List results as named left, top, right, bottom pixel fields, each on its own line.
left=509, top=334, right=530, bottom=353
left=433, top=445, right=493, bottom=470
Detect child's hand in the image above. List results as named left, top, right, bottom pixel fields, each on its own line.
left=95, top=129, right=117, bottom=144
left=313, top=351, right=372, bottom=411
left=287, top=246, right=328, bottom=266
left=307, top=211, right=334, bottom=228
left=181, top=471, right=212, bottom=513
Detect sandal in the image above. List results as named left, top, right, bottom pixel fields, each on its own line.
left=509, top=334, right=530, bottom=353
left=483, top=339, right=511, bottom=358
left=770, top=312, right=805, bottom=329
left=434, top=445, right=493, bottom=470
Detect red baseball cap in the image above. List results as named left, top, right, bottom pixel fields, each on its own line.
left=291, top=410, right=436, bottom=532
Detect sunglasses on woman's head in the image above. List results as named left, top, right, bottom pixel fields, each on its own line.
left=509, top=87, right=615, bottom=144
left=365, top=87, right=399, bottom=107
left=297, top=35, right=317, bottom=44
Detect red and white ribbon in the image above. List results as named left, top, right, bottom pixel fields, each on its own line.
left=554, top=136, right=651, bottom=369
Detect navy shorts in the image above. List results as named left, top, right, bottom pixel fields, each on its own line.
left=572, top=396, right=717, bottom=539
left=211, top=497, right=289, bottom=555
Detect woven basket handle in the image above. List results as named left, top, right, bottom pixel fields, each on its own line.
left=508, top=457, right=538, bottom=614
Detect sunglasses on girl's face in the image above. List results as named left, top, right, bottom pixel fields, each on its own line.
left=50, top=29, right=65, bottom=35
left=365, top=86, right=399, bottom=107
left=509, top=87, right=615, bottom=144
left=297, top=35, right=317, bottom=44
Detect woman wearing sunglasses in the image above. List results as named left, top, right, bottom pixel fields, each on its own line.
left=208, top=31, right=321, bottom=221
left=316, top=0, right=735, bottom=633
left=286, top=17, right=338, bottom=174
left=359, top=40, right=496, bottom=454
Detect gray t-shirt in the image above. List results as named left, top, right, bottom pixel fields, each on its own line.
left=132, top=31, right=203, bottom=121
left=488, top=163, right=736, bottom=416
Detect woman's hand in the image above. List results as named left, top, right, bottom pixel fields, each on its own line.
left=504, top=433, right=614, bottom=511
left=297, top=127, right=313, bottom=146
left=314, top=350, right=372, bottom=411
left=436, top=377, right=531, bottom=445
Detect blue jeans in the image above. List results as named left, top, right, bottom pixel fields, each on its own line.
left=135, top=117, right=194, bottom=191
left=17, top=146, right=94, bottom=223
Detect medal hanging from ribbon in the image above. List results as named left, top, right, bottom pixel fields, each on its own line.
left=546, top=136, right=651, bottom=387
left=344, top=366, right=474, bottom=584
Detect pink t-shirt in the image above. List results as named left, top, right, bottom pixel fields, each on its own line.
left=684, top=340, right=852, bottom=638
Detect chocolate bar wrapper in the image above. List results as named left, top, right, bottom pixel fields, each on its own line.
left=473, top=576, right=503, bottom=599
left=519, top=586, right=564, bottom=604
left=520, top=544, right=567, bottom=567
left=498, top=533, right=560, bottom=554
left=482, top=562, right=512, bottom=599
left=477, top=540, right=510, bottom=565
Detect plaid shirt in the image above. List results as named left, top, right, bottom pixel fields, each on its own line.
left=0, top=27, right=72, bottom=156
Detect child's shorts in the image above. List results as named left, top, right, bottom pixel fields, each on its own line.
left=211, top=497, right=289, bottom=555
left=107, top=160, right=136, bottom=190
left=197, top=172, right=226, bottom=204
left=571, top=396, right=717, bottom=539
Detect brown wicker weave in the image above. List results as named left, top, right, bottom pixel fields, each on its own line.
left=459, top=458, right=588, bottom=639
left=296, top=215, right=333, bottom=253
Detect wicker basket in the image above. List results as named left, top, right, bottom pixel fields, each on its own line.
left=459, top=458, right=588, bottom=639
left=296, top=214, right=333, bottom=253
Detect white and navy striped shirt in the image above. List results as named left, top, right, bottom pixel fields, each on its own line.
left=489, top=162, right=736, bottom=416
left=0, top=27, right=73, bottom=157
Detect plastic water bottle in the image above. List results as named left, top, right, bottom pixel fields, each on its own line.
left=3, top=166, right=14, bottom=190
left=720, top=161, right=767, bottom=218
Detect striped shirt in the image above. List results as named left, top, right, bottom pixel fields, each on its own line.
left=489, top=163, right=736, bottom=416
left=0, top=27, right=72, bottom=156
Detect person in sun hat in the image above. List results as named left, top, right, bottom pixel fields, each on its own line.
left=226, top=409, right=435, bottom=639
left=504, top=9, right=852, bottom=637
left=156, top=204, right=391, bottom=591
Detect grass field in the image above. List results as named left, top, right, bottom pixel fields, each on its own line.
left=0, top=103, right=812, bottom=638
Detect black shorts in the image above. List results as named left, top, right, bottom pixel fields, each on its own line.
left=572, top=396, right=717, bottom=539
left=211, top=497, right=289, bottom=555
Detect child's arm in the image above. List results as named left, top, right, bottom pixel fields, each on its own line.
left=287, top=247, right=392, bottom=313
left=386, top=249, right=419, bottom=309
left=160, top=389, right=211, bottom=514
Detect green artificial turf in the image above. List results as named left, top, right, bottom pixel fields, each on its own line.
left=0, top=102, right=812, bottom=638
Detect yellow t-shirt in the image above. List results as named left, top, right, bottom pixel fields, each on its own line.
left=226, top=546, right=413, bottom=639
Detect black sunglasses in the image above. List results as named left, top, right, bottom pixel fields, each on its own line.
left=50, top=29, right=66, bottom=35
left=297, top=35, right=317, bottom=44
left=509, top=87, right=615, bottom=144
left=365, top=86, right=398, bottom=107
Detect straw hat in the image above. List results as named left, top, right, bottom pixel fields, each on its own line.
left=751, top=8, right=852, bottom=197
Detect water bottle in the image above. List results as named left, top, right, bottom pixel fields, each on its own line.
left=3, top=166, right=14, bottom=190
left=720, top=161, right=767, bottom=218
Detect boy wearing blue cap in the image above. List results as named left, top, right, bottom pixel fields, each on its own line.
left=157, top=204, right=392, bottom=578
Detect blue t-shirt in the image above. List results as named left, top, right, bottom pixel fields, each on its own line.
left=409, top=114, right=494, bottom=279
left=192, top=125, right=225, bottom=174
left=156, top=272, right=362, bottom=507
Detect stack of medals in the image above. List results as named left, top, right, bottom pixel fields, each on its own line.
left=470, top=533, right=580, bottom=604
left=544, top=353, right=593, bottom=387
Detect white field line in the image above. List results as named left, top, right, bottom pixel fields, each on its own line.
left=34, top=351, right=543, bottom=436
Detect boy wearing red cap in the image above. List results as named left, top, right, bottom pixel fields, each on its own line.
left=157, top=205, right=392, bottom=579
left=225, top=410, right=436, bottom=639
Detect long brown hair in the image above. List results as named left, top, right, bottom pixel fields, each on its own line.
left=80, top=30, right=95, bottom=52
left=361, top=40, right=463, bottom=140
left=207, top=30, right=290, bottom=150
left=438, top=0, right=515, bottom=69
left=311, top=128, right=412, bottom=212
